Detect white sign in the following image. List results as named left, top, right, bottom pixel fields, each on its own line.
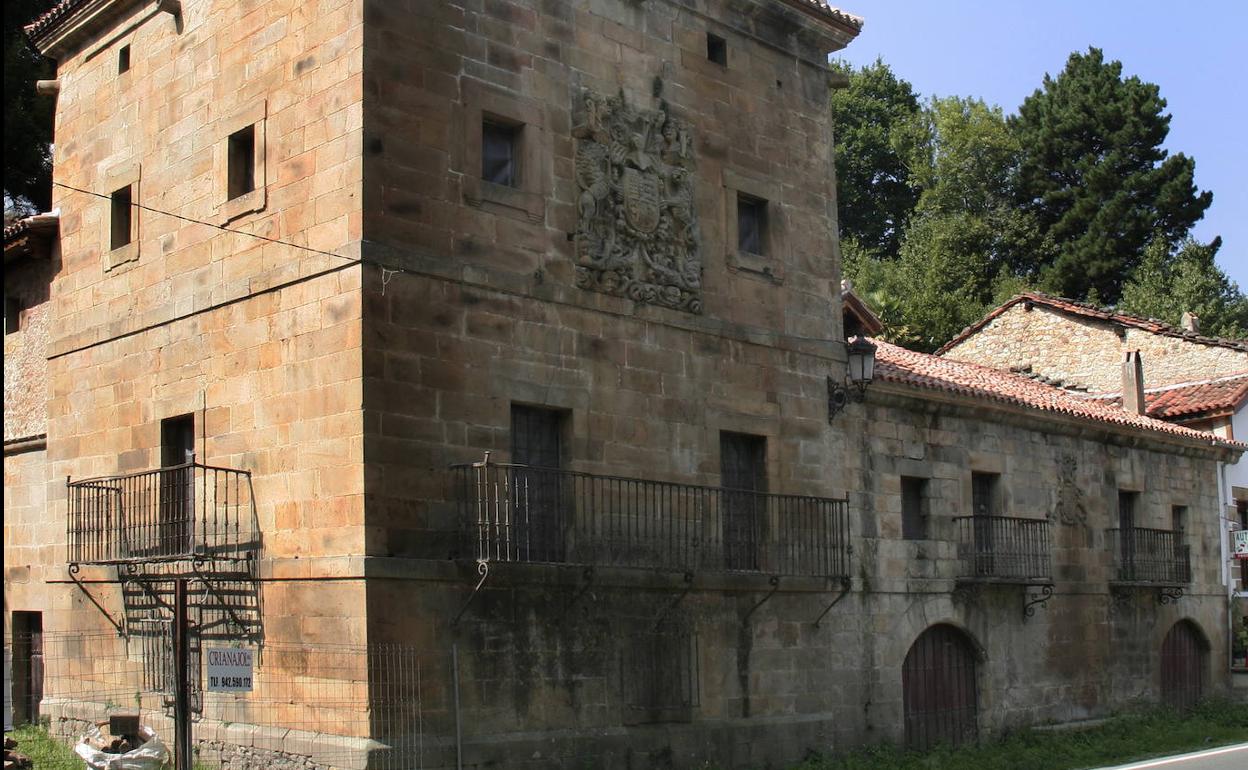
left=206, top=647, right=254, bottom=692
left=1233, top=529, right=1248, bottom=560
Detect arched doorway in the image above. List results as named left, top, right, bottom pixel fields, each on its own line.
left=1161, top=620, right=1208, bottom=710
left=902, top=624, right=979, bottom=750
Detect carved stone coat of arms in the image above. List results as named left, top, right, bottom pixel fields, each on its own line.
left=572, top=88, right=702, bottom=313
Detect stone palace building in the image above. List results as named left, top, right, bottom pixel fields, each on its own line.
left=5, top=1, right=1244, bottom=768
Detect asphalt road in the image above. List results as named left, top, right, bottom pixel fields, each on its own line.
left=1097, top=743, right=1248, bottom=770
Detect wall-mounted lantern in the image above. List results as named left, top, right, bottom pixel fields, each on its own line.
left=828, top=335, right=877, bottom=421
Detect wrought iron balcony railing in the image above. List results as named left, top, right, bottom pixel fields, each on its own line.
left=1107, top=527, right=1191, bottom=585
left=954, top=515, right=1052, bottom=582
left=67, top=460, right=258, bottom=565
left=450, top=459, right=851, bottom=579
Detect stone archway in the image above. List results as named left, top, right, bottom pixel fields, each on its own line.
left=902, top=624, right=979, bottom=750
left=1161, top=619, right=1208, bottom=710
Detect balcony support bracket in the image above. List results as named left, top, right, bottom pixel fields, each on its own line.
left=1022, top=583, right=1054, bottom=621
left=813, top=576, right=853, bottom=628
left=651, top=571, right=695, bottom=631
left=67, top=564, right=125, bottom=637
left=743, top=576, right=781, bottom=624
left=1157, top=586, right=1184, bottom=605
left=563, top=566, right=597, bottom=616
left=452, top=559, right=491, bottom=628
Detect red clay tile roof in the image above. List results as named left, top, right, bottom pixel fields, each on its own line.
left=1088, top=374, right=1248, bottom=421
left=786, top=1, right=864, bottom=30
left=4, top=212, right=59, bottom=263
left=935, top=292, right=1248, bottom=355
left=23, top=0, right=80, bottom=41
left=1146, top=375, right=1248, bottom=419
left=874, top=338, right=1245, bottom=451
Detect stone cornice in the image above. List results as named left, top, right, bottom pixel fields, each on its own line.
left=26, top=0, right=160, bottom=60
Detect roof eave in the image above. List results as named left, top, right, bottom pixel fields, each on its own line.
left=871, top=378, right=1246, bottom=461
left=25, top=0, right=147, bottom=60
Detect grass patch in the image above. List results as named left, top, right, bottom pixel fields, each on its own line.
left=792, top=700, right=1248, bottom=770
left=6, top=723, right=81, bottom=770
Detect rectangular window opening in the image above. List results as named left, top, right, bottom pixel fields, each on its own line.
left=227, top=125, right=257, bottom=200
left=1118, top=490, right=1138, bottom=531
left=971, top=472, right=999, bottom=517
left=4, top=295, right=21, bottom=335
left=736, top=193, right=766, bottom=255
left=510, top=404, right=568, bottom=563
left=1170, top=505, right=1187, bottom=533
left=901, top=476, right=928, bottom=540
left=706, top=33, right=727, bottom=66
left=118, top=45, right=131, bottom=74
left=110, top=185, right=133, bottom=250
left=482, top=119, right=521, bottom=188
left=721, top=431, right=767, bottom=571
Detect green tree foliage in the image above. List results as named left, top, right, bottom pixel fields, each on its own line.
left=829, top=59, right=922, bottom=260
left=3, top=0, right=55, bottom=215
left=846, top=97, right=1048, bottom=350
left=1118, top=237, right=1248, bottom=339
left=1011, top=48, right=1212, bottom=303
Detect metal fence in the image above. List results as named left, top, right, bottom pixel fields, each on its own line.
left=3, top=630, right=432, bottom=770
left=954, top=515, right=1052, bottom=581
left=1107, top=527, right=1192, bottom=585
left=67, top=460, right=258, bottom=565
left=451, top=460, right=851, bottom=578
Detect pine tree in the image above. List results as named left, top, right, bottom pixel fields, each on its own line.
left=1010, top=48, right=1211, bottom=303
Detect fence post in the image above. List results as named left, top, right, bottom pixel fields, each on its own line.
left=174, top=578, right=192, bottom=770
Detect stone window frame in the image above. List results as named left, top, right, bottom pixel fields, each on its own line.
left=456, top=80, right=548, bottom=224
left=215, top=100, right=268, bottom=225
left=722, top=168, right=785, bottom=283
left=101, top=162, right=141, bottom=273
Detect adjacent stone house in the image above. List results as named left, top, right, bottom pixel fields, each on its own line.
left=4, top=2, right=1244, bottom=768
left=939, top=292, right=1248, bottom=685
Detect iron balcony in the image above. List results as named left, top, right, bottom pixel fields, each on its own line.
left=450, top=459, right=851, bottom=579
left=1107, top=527, right=1191, bottom=586
left=66, top=459, right=258, bottom=566
left=953, top=515, right=1053, bottom=582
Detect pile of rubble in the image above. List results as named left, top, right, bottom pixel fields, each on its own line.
left=4, top=736, right=33, bottom=770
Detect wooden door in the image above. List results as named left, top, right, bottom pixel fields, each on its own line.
left=10, top=612, right=43, bottom=725
left=510, top=405, right=566, bottom=562
left=903, top=624, right=979, bottom=750
left=1161, top=621, right=1206, bottom=710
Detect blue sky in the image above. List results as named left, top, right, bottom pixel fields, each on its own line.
left=833, top=0, right=1248, bottom=294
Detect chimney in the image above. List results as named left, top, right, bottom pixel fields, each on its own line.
left=1122, top=351, right=1145, bottom=416
left=1180, top=311, right=1200, bottom=333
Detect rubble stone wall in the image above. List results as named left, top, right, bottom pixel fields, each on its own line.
left=942, top=304, right=1248, bottom=392
left=3, top=257, right=53, bottom=442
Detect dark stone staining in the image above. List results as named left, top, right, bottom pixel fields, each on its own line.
left=294, top=55, right=316, bottom=74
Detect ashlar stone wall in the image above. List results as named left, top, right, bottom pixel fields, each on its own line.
left=942, top=304, right=1248, bottom=392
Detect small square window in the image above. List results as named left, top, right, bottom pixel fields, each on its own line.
left=736, top=194, right=766, bottom=255
left=111, top=185, right=133, bottom=250
left=1171, top=505, right=1187, bottom=533
left=707, top=33, right=727, bottom=66
left=901, top=476, right=928, bottom=540
left=118, top=45, right=131, bottom=74
left=482, top=120, right=520, bottom=187
left=227, top=125, right=257, bottom=200
left=4, top=296, right=21, bottom=335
